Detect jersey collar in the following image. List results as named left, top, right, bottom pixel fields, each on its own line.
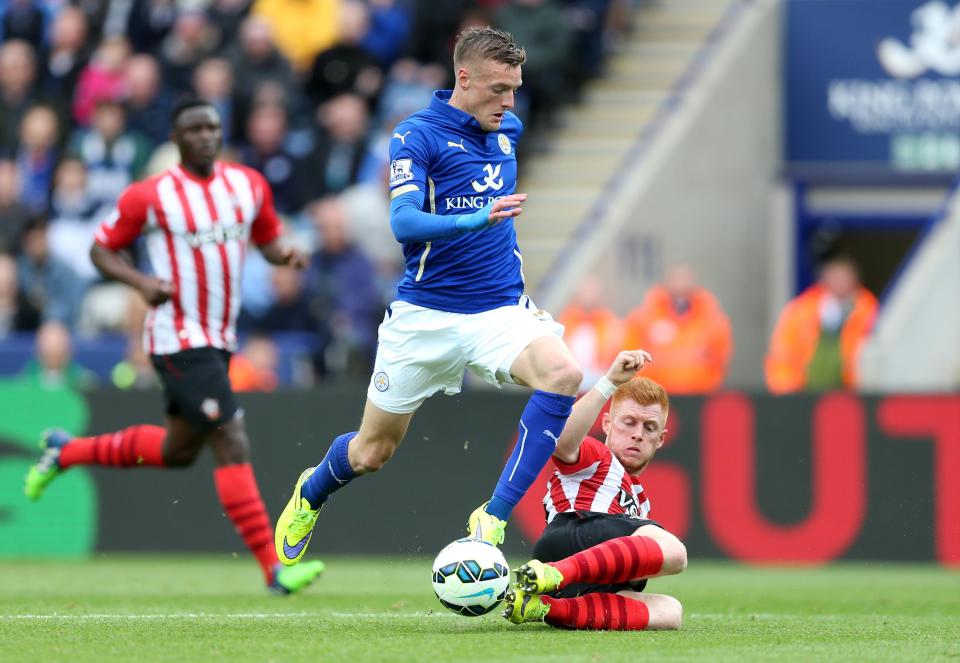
left=430, top=90, right=484, bottom=132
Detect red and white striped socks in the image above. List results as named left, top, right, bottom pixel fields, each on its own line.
left=551, top=535, right=664, bottom=587
left=214, top=463, right=279, bottom=583
left=59, top=425, right=167, bottom=468
left=542, top=593, right=650, bottom=630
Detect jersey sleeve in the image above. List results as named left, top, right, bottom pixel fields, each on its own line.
left=553, top=436, right=611, bottom=474
left=94, top=183, right=150, bottom=250
left=388, top=122, right=431, bottom=205
left=248, top=170, right=283, bottom=246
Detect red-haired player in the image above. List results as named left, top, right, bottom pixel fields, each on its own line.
left=503, top=351, right=687, bottom=630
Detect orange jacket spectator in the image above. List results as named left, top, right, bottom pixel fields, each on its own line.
left=765, top=283, right=877, bottom=393
left=229, top=337, right=279, bottom=392
left=624, top=277, right=733, bottom=394
left=559, top=276, right=623, bottom=386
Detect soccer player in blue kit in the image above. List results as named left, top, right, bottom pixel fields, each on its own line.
left=276, top=27, right=593, bottom=563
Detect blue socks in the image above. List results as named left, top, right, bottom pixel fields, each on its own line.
left=301, top=432, right=359, bottom=509
left=486, top=390, right=575, bottom=521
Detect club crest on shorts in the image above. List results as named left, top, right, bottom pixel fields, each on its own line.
left=497, top=134, right=511, bottom=155
left=374, top=371, right=390, bottom=392
left=201, top=398, right=221, bottom=421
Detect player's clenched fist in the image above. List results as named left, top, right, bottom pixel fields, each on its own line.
left=606, top=350, right=654, bottom=385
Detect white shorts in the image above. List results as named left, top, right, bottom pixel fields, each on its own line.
left=367, top=296, right=565, bottom=414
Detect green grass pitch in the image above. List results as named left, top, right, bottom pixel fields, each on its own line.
left=1, top=556, right=957, bottom=662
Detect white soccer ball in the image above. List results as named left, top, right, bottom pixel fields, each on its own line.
left=431, top=538, right=510, bottom=617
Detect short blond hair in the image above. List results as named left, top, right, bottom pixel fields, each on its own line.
left=611, top=377, right=670, bottom=422
left=453, top=26, right=526, bottom=70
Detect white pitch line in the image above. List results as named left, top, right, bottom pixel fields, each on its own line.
left=1, top=612, right=459, bottom=621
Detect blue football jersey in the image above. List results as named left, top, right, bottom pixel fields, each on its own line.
left=388, top=90, right=525, bottom=314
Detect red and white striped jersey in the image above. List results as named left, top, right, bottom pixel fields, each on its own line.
left=94, top=161, right=281, bottom=355
left=543, top=436, right=651, bottom=524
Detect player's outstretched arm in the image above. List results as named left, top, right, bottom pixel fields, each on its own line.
left=552, top=350, right=653, bottom=464
left=389, top=191, right=526, bottom=243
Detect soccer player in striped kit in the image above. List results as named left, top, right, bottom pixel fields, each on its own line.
left=503, top=350, right=688, bottom=631
left=23, top=99, right=325, bottom=595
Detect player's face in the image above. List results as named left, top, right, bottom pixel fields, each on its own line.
left=602, top=399, right=666, bottom=475
left=459, top=60, right=522, bottom=132
left=173, top=106, right=222, bottom=170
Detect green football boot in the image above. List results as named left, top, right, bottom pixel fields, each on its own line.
left=514, top=559, right=564, bottom=594
left=270, top=560, right=326, bottom=595
left=502, top=588, right=551, bottom=624
left=23, top=429, right=72, bottom=501
left=466, top=502, right=506, bottom=546
left=275, top=467, right=322, bottom=566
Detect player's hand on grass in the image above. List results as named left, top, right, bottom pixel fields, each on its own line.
left=606, top=349, right=653, bottom=385
left=139, top=276, right=175, bottom=306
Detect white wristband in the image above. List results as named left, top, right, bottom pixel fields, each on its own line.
left=593, top=376, right=617, bottom=400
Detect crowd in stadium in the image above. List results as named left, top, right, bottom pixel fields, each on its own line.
left=0, top=0, right=875, bottom=395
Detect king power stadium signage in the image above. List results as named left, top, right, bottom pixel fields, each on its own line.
left=787, top=0, right=960, bottom=175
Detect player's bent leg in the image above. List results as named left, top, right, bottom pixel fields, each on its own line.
left=24, top=425, right=169, bottom=500
left=506, top=590, right=659, bottom=630
left=481, top=336, right=580, bottom=528
left=617, top=591, right=683, bottom=630
left=633, top=524, right=687, bottom=577
left=519, top=533, right=667, bottom=592
left=160, top=415, right=207, bottom=467
left=277, top=401, right=413, bottom=566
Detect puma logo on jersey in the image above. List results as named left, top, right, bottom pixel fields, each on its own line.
left=447, top=139, right=467, bottom=152
left=393, top=131, right=411, bottom=145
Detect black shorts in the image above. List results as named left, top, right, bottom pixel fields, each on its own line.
left=150, top=348, right=238, bottom=432
left=532, top=511, right=663, bottom=598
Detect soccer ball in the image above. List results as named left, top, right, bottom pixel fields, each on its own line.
left=431, top=538, right=510, bottom=617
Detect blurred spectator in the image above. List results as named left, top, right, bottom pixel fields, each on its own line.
left=208, top=0, right=253, bottom=52
left=624, top=264, right=733, bottom=394
left=159, top=9, right=219, bottom=95
left=228, top=16, right=298, bottom=135
left=251, top=0, right=339, bottom=72
left=230, top=334, right=280, bottom=391
left=239, top=102, right=313, bottom=214
left=240, top=264, right=316, bottom=333
left=361, top=0, right=411, bottom=68
left=0, top=39, right=55, bottom=154
left=1, top=0, right=46, bottom=45
left=125, top=0, right=177, bottom=54
left=47, top=158, right=104, bottom=282
left=38, top=5, right=91, bottom=96
left=110, top=290, right=155, bottom=390
left=558, top=275, right=623, bottom=388
left=312, top=93, right=370, bottom=197
left=405, top=0, right=472, bottom=69
left=0, top=251, right=38, bottom=335
left=19, top=320, right=98, bottom=390
left=15, top=104, right=60, bottom=214
left=306, top=196, right=381, bottom=377
left=568, top=0, right=615, bottom=83
left=72, top=36, right=130, bottom=126
left=17, top=217, right=86, bottom=327
left=305, top=0, right=383, bottom=109
left=765, top=255, right=878, bottom=393
left=0, top=158, right=31, bottom=252
left=124, top=53, right=172, bottom=147
left=68, top=100, right=151, bottom=208
left=495, top=0, right=573, bottom=131
left=192, top=57, right=235, bottom=145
